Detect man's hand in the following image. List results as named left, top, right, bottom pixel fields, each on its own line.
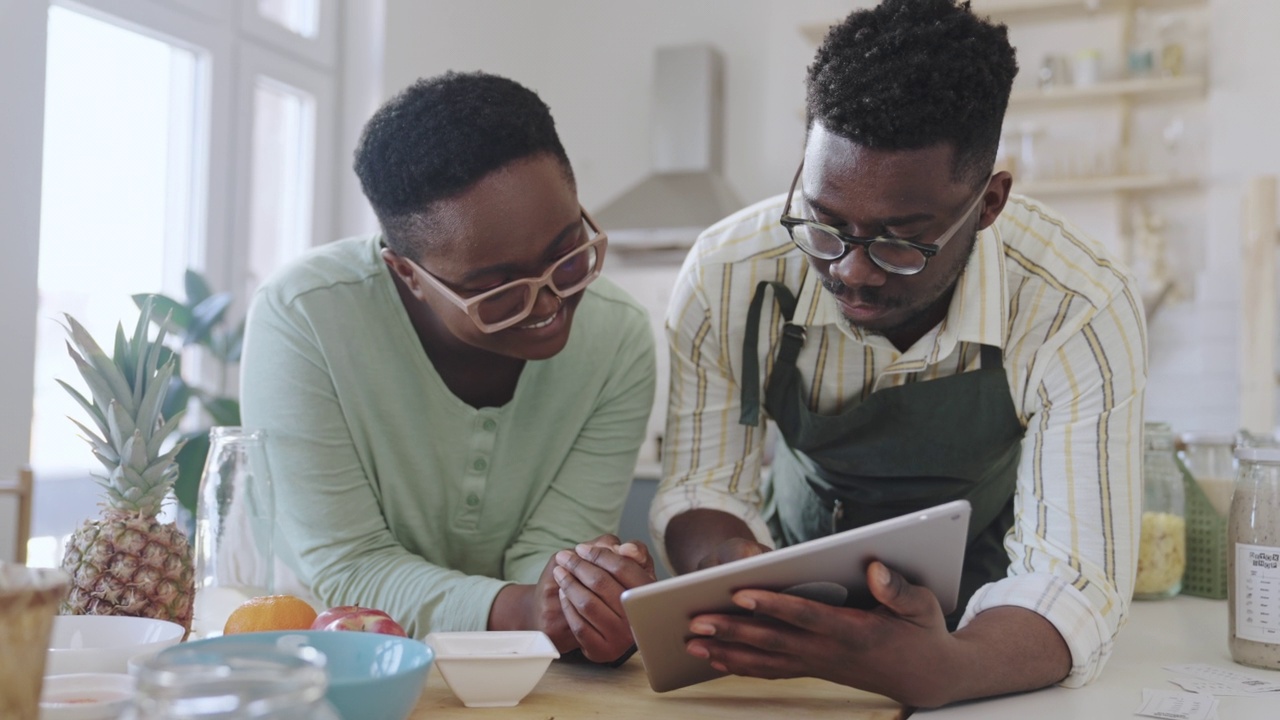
left=683, top=561, right=1070, bottom=708
left=552, top=534, right=656, bottom=663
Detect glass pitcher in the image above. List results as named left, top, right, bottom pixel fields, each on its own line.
left=192, top=427, right=276, bottom=639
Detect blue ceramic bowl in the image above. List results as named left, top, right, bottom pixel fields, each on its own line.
left=156, top=631, right=433, bottom=720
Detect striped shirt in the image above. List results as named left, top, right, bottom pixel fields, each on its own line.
left=651, top=192, right=1147, bottom=687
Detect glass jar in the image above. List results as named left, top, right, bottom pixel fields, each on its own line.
left=1228, top=447, right=1280, bottom=670
left=122, top=637, right=340, bottom=719
left=192, top=427, right=276, bottom=639
left=1178, top=433, right=1236, bottom=517
left=1134, top=422, right=1186, bottom=599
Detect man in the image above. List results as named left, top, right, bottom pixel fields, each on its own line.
left=241, top=71, right=655, bottom=663
left=651, top=0, right=1146, bottom=707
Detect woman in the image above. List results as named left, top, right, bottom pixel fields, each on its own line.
left=240, top=71, right=656, bottom=663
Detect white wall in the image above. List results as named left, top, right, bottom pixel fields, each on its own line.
left=0, top=0, right=47, bottom=488
left=381, top=0, right=1280, bottom=439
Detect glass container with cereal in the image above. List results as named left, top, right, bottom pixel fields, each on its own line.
left=1135, top=422, right=1186, bottom=600
left=1229, top=446, right=1280, bottom=669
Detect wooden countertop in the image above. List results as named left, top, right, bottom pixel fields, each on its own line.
left=411, top=653, right=906, bottom=719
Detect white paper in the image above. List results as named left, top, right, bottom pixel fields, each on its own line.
left=1134, top=689, right=1219, bottom=720
left=1164, top=662, right=1280, bottom=694
left=1169, top=676, right=1266, bottom=697
left=1235, top=543, right=1280, bottom=644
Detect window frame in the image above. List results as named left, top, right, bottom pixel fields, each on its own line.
left=0, top=0, right=377, bottom=562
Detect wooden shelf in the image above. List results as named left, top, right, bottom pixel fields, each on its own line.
left=1009, top=74, right=1205, bottom=106
left=1018, top=174, right=1198, bottom=195
left=800, top=0, right=1202, bottom=44
left=971, top=0, right=1202, bottom=21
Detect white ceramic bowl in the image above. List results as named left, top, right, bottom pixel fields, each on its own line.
left=46, top=615, right=186, bottom=676
left=425, top=631, right=559, bottom=708
left=40, top=672, right=136, bottom=720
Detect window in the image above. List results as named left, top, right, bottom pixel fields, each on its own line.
left=31, top=6, right=204, bottom=473
left=4, top=0, right=365, bottom=567
left=257, top=0, right=320, bottom=38
left=247, top=77, right=318, bottom=284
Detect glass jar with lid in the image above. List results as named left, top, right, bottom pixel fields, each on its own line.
left=1134, top=422, right=1186, bottom=600
left=122, top=637, right=340, bottom=720
left=1229, top=446, right=1280, bottom=669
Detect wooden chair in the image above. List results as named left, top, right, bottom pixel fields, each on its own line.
left=0, top=466, right=33, bottom=564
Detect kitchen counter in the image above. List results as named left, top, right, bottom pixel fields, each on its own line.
left=920, top=596, right=1280, bottom=719
left=413, top=650, right=904, bottom=719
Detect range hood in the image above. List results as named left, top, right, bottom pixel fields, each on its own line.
left=595, top=44, right=742, bottom=249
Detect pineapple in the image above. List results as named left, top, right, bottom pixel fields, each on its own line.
left=55, top=301, right=193, bottom=633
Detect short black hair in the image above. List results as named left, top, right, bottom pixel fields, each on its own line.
left=354, top=71, right=573, bottom=257
left=806, top=0, right=1018, bottom=185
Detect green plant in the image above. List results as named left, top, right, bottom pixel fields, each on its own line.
left=133, top=269, right=244, bottom=520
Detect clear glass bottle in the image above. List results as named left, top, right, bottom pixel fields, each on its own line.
left=122, top=638, right=340, bottom=719
left=192, top=427, right=276, bottom=639
left=1134, top=422, right=1186, bottom=599
left=1228, top=447, right=1280, bottom=669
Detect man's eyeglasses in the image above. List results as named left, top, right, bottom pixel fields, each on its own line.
left=406, top=208, right=608, bottom=333
left=779, top=162, right=989, bottom=275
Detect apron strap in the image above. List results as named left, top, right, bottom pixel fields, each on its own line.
left=740, top=281, right=803, bottom=427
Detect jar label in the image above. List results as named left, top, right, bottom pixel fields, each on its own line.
left=1235, top=543, right=1280, bottom=644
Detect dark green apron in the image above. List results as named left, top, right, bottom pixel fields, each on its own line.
left=740, top=281, right=1023, bottom=629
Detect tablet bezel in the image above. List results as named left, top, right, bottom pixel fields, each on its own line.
left=621, top=499, right=972, bottom=692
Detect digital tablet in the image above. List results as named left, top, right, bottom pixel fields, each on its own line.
left=620, top=499, right=971, bottom=693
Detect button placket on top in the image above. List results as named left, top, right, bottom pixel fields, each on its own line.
left=456, top=411, right=500, bottom=529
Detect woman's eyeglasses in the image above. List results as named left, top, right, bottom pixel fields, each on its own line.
left=406, top=208, right=608, bottom=333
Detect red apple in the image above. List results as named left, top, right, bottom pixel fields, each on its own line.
left=311, top=605, right=407, bottom=636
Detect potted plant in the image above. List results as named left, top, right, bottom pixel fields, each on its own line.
left=132, top=269, right=244, bottom=524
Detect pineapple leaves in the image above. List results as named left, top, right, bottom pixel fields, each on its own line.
left=114, top=324, right=140, bottom=410
left=56, top=379, right=109, bottom=440
left=136, top=359, right=178, bottom=435
left=64, top=316, right=134, bottom=414
left=106, top=400, right=138, bottom=452
left=149, top=413, right=185, bottom=459
left=60, top=297, right=186, bottom=516
left=68, top=418, right=118, bottom=470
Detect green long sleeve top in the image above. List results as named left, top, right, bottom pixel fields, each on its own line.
left=239, top=237, right=656, bottom=637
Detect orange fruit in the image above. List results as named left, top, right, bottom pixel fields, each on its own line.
left=223, top=594, right=318, bottom=635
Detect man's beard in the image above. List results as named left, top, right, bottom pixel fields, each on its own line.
left=820, top=230, right=978, bottom=339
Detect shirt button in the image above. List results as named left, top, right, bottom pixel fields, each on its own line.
left=466, top=494, right=480, bottom=507
left=482, top=419, right=497, bottom=432
left=472, top=458, right=487, bottom=472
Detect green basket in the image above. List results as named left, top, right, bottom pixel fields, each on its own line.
left=1178, top=458, right=1229, bottom=599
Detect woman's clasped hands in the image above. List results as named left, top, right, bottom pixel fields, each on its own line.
left=543, top=534, right=655, bottom=663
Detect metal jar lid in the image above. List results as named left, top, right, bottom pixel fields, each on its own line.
left=1234, top=447, right=1280, bottom=464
